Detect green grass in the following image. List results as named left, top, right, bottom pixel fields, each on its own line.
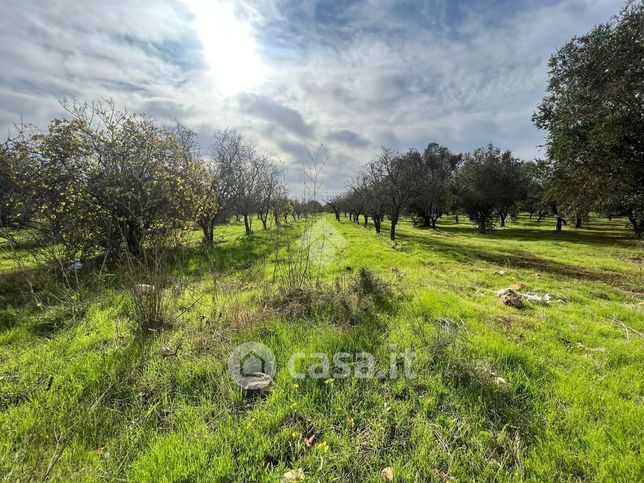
left=0, top=214, right=642, bottom=481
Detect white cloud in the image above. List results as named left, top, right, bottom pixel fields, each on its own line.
left=0, top=0, right=621, bottom=194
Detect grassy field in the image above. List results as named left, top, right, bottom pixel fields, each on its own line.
left=0, top=214, right=642, bottom=481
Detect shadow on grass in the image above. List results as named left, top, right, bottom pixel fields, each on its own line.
left=0, top=222, right=291, bottom=334
left=410, top=317, right=546, bottom=468
left=0, top=261, right=120, bottom=337
left=424, top=216, right=639, bottom=248
left=399, top=231, right=641, bottom=292
left=175, top=222, right=304, bottom=279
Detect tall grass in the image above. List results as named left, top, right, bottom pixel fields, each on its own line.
left=273, top=145, right=329, bottom=290
left=120, top=229, right=188, bottom=335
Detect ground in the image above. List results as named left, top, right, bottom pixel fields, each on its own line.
left=0, top=214, right=642, bottom=481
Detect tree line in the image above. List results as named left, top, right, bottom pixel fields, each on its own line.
left=0, top=100, right=322, bottom=259
left=329, top=143, right=534, bottom=240
left=331, top=2, right=643, bottom=239
left=0, top=1, right=641, bottom=262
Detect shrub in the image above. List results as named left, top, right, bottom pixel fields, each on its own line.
left=123, top=243, right=180, bottom=334
left=6, top=100, right=202, bottom=259
left=351, top=267, right=392, bottom=305
left=271, top=267, right=395, bottom=325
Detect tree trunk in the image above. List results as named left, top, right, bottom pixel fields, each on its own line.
left=454, top=213, right=459, bottom=224
left=363, top=215, right=368, bottom=227
left=477, top=213, right=488, bottom=233
left=374, top=216, right=381, bottom=234
left=556, top=216, right=563, bottom=232
left=243, top=213, right=252, bottom=235
left=500, top=212, right=506, bottom=227
left=390, top=214, right=399, bottom=241
left=125, top=220, right=142, bottom=256
left=201, top=220, right=214, bottom=246
left=626, top=211, right=644, bottom=238
left=575, top=216, right=582, bottom=229
left=261, top=217, right=268, bottom=230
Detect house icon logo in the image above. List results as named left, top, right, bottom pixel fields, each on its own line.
left=228, top=342, right=276, bottom=389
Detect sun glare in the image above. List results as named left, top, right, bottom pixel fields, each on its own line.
left=188, top=0, right=265, bottom=96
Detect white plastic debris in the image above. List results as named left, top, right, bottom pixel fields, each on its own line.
left=523, top=292, right=549, bottom=304
left=135, top=283, right=156, bottom=293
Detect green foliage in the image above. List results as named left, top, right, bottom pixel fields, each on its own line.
left=0, top=145, right=19, bottom=227
left=452, top=145, right=525, bottom=232
left=533, top=1, right=644, bottom=236
left=408, top=143, right=461, bottom=229
left=519, top=160, right=546, bottom=217
left=5, top=100, right=205, bottom=259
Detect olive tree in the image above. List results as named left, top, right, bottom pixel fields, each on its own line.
left=409, top=142, right=460, bottom=229
left=452, top=145, right=524, bottom=233
left=195, top=129, right=246, bottom=244
left=533, top=1, right=644, bottom=236
left=368, top=148, right=420, bottom=241
left=257, top=162, right=283, bottom=230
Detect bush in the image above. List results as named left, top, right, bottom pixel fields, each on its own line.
left=5, top=100, right=202, bottom=259
left=351, top=267, right=393, bottom=305
left=271, top=267, right=395, bottom=325
left=123, top=243, right=181, bottom=334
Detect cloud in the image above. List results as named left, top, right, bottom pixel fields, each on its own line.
left=237, top=93, right=314, bottom=138
left=0, top=0, right=619, bottom=193
left=326, top=129, right=370, bottom=148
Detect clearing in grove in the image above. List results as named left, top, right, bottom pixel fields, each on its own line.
left=0, top=214, right=642, bottom=481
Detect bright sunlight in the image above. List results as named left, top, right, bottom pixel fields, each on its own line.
left=188, top=0, right=265, bottom=96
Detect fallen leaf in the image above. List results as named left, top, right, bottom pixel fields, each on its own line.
left=381, top=466, right=394, bottom=481
left=281, top=468, right=305, bottom=482
left=432, top=469, right=455, bottom=482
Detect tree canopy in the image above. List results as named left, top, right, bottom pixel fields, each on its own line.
left=533, top=1, right=644, bottom=236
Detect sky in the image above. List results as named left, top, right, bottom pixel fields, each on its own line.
left=0, top=0, right=622, bottom=196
